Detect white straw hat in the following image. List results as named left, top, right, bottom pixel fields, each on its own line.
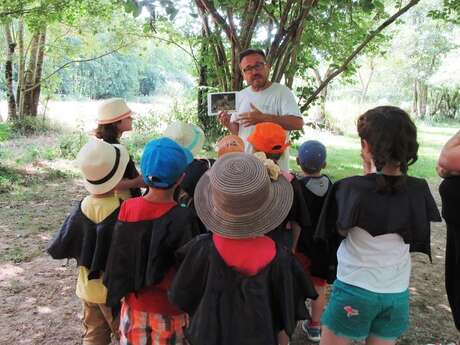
left=97, top=98, right=133, bottom=125
left=76, top=139, right=130, bottom=194
left=164, top=121, right=205, bottom=156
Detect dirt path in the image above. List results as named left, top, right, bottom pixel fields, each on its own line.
left=0, top=175, right=458, bottom=345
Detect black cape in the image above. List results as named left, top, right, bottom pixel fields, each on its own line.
left=103, top=205, right=201, bottom=307
left=315, top=174, right=441, bottom=283
left=267, top=174, right=311, bottom=248
left=47, top=201, right=120, bottom=280
left=297, top=175, right=332, bottom=259
left=439, top=177, right=460, bottom=330
left=169, top=234, right=318, bottom=345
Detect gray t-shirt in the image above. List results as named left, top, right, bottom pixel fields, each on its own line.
left=230, top=83, right=301, bottom=170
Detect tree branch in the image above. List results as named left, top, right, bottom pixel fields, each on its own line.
left=300, top=0, right=421, bottom=112
left=21, top=42, right=134, bottom=94
left=197, top=0, right=240, bottom=50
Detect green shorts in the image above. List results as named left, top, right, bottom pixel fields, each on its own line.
left=321, top=280, right=410, bottom=341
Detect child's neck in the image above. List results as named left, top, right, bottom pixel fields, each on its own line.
left=303, top=171, right=322, bottom=177
left=144, top=188, right=176, bottom=203
left=380, top=165, right=401, bottom=176
left=91, top=191, right=115, bottom=198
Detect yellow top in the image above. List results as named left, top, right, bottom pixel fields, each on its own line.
left=75, top=195, right=120, bottom=304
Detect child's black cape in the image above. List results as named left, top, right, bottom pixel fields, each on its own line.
left=103, top=205, right=200, bottom=307
left=169, top=234, right=318, bottom=345
left=314, top=174, right=441, bottom=283
left=47, top=201, right=120, bottom=280
left=267, top=174, right=312, bottom=247
left=296, top=175, right=332, bottom=266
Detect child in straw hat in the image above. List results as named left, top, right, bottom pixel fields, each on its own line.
left=103, top=137, right=201, bottom=345
left=95, top=98, right=145, bottom=199
left=169, top=152, right=318, bottom=345
left=48, top=139, right=131, bottom=345
left=246, top=122, right=313, bottom=345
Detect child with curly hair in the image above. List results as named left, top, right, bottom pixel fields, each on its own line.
left=317, top=106, right=441, bottom=345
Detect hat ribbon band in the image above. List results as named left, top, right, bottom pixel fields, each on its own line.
left=86, top=147, right=121, bottom=185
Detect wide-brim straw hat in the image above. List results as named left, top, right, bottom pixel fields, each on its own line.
left=164, top=121, right=205, bottom=157
left=76, top=139, right=130, bottom=194
left=97, top=98, right=133, bottom=125
left=194, top=152, right=293, bottom=238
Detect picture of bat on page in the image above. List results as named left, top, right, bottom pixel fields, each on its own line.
left=208, top=92, right=237, bottom=116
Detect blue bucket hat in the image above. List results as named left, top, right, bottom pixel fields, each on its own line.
left=141, top=137, right=193, bottom=189
left=298, top=140, right=327, bottom=171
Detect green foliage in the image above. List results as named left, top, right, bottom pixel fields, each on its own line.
left=429, top=0, right=460, bottom=24
left=9, top=117, right=58, bottom=136
left=429, top=87, right=460, bottom=120
left=57, top=131, right=88, bottom=160
left=0, top=123, right=11, bottom=141
left=0, top=0, right=117, bottom=29
left=2, top=246, right=27, bottom=263
left=122, top=111, right=162, bottom=163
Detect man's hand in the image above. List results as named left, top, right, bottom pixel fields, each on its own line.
left=218, top=111, right=231, bottom=128
left=238, top=103, right=267, bottom=127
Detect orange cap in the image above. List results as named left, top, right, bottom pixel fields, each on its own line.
left=247, top=122, right=289, bottom=154
left=217, top=135, right=245, bottom=157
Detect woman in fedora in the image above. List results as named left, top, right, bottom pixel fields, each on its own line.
left=95, top=98, right=145, bottom=199
left=169, top=152, right=318, bottom=345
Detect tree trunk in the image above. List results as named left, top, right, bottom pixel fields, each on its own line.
left=31, top=28, right=47, bottom=116
left=359, top=58, right=375, bottom=103
left=16, top=19, right=25, bottom=111
left=4, top=23, right=17, bottom=120
left=418, top=81, right=428, bottom=119
left=197, top=27, right=209, bottom=132
left=21, top=32, right=40, bottom=117
left=413, top=79, right=428, bottom=119
left=311, top=67, right=332, bottom=123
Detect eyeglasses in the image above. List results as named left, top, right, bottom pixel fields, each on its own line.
left=241, top=62, right=267, bottom=74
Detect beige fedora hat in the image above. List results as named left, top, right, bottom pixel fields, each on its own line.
left=164, top=121, right=205, bottom=156
left=76, top=139, right=130, bottom=194
left=97, top=98, right=133, bottom=125
left=194, top=152, right=293, bottom=239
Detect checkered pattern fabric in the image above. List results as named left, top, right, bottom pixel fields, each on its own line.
left=119, top=302, right=188, bottom=345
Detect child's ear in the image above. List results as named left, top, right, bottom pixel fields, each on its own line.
left=322, top=162, right=327, bottom=169
left=361, top=139, right=372, bottom=156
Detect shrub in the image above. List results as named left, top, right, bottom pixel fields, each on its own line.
left=0, top=123, right=11, bottom=141
left=58, top=131, right=89, bottom=160
left=10, top=117, right=59, bottom=136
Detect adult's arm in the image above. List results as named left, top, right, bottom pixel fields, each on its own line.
left=238, top=103, right=304, bottom=130
left=438, top=130, right=460, bottom=173
left=258, top=113, right=304, bottom=130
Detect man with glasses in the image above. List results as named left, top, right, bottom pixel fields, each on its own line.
left=218, top=48, right=304, bottom=170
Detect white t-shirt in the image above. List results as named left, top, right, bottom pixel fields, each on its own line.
left=230, top=83, right=301, bottom=170
left=337, top=227, right=411, bottom=293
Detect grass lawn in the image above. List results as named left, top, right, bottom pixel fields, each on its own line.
left=289, top=123, right=458, bottom=182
